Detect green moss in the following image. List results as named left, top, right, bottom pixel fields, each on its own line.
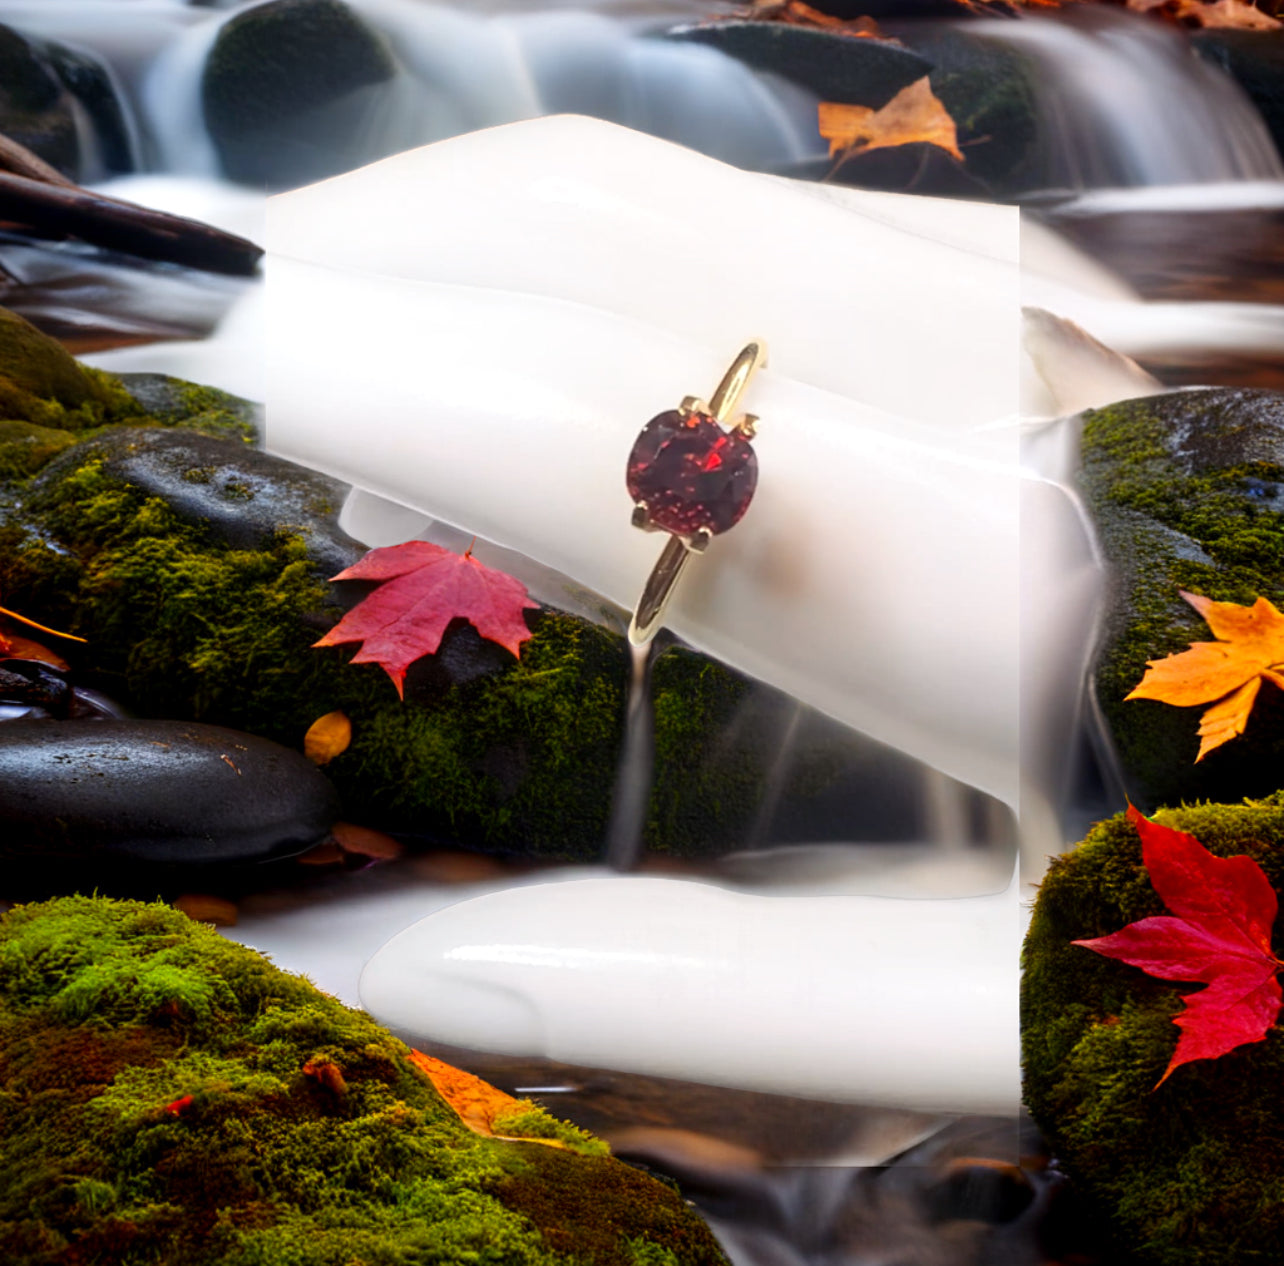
left=647, top=646, right=758, bottom=856
left=1022, top=797, right=1284, bottom=1264
left=0, top=446, right=635, bottom=858
left=0, top=308, right=258, bottom=480
left=0, top=419, right=77, bottom=478
left=0, top=896, right=728, bottom=1265
left=491, top=1101, right=610, bottom=1157
left=1079, top=391, right=1284, bottom=809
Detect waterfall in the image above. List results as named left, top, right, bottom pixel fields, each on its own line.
left=980, top=7, right=1283, bottom=189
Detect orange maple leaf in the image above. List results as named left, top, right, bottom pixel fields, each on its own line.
left=818, top=77, right=963, bottom=164
left=407, top=1050, right=515, bottom=1136
left=406, top=1050, right=572, bottom=1149
left=1126, top=591, right=1284, bottom=761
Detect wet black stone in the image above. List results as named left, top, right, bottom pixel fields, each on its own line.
left=38, top=39, right=136, bottom=177
left=663, top=21, right=929, bottom=108
left=0, top=660, right=70, bottom=714
left=0, top=719, right=339, bottom=866
left=889, top=26, right=1040, bottom=197
left=920, top=1160, right=1035, bottom=1225
left=0, top=24, right=78, bottom=178
left=114, top=373, right=262, bottom=440
left=30, top=426, right=363, bottom=578
left=201, top=0, right=401, bottom=189
left=1194, top=32, right=1284, bottom=166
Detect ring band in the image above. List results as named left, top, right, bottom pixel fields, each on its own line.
left=625, top=340, right=767, bottom=646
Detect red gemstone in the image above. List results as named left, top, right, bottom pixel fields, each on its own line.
left=626, top=409, right=758, bottom=536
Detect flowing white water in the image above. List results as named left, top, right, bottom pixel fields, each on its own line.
left=980, top=8, right=1283, bottom=188
left=4, top=0, right=818, bottom=186
left=604, top=642, right=654, bottom=872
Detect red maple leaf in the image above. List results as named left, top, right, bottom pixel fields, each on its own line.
left=314, top=541, right=538, bottom=698
left=1074, top=805, right=1283, bottom=1085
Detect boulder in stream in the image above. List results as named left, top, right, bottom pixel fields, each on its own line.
left=0, top=25, right=80, bottom=180
left=1023, top=798, right=1284, bottom=1265
left=0, top=314, right=934, bottom=863
left=201, top=0, right=402, bottom=189
left=0, top=24, right=133, bottom=182
left=0, top=895, right=728, bottom=1265
left=1194, top=31, right=1284, bottom=164
left=0, top=719, right=340, bottom=869
left=1079, top=387, right=1284, bottom=811
left=663, top=22, right=931, bottom=107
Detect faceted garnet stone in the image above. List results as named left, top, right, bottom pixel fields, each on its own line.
left=626, top=409, right=758, bottom=536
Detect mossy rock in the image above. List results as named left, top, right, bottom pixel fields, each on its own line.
left=0, top=422, right=858, bottom=861
left=0, top=307, right=257, bottom=464
left=0, top=314, right=858, bottom=861
left=201, top=0, right=402, bottom=189
left=114, top=372, right=261, bottom=444
left=1079, top=388, right=1284, bottom=812
left=0, top=895, right=728, bottom=1265
left=1023, top=797, right=1284, bottom=1265
left=0, top=431, right=630, bottom=859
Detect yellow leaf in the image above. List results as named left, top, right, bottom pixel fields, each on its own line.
left=818, top=77, right=963, bottom=163
left=406, top=1050, right=575, bottom=1150
left=408, top=1050, right=516, bottom=1136
left=1195, top=677, right=1261, bottom=762
left=1126, top=591, right=1284, bottom=761
left=304, top=710, right=351, bottom=765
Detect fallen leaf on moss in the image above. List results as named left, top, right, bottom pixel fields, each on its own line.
left=406, top=1049, right=576, bottom=1150
left=819, top=77, right=963, bottom=162
left=303, top=1058, right=348, bottom=1096
left=1074, top=805, right=1283, bottom=1085
left=162, top=1094, right=196, bottom=1117
left=315, top=541, right=538, bottom=698
left=303, top=710, right=351, bottom=765
left=408, top=1050, right=519, bottom=1136
left=1125, top=591, right=1284, bottom=760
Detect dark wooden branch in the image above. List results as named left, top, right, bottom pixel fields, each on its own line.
left=0, top=133, right=76, bottom=187
left=0, top=170, right=263, bottom=277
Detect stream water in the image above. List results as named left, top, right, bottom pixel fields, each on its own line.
left=1, top=3, right=1281, bottom=1264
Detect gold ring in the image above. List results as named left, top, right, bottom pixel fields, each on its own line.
left=625, top=340, right=767, bottom=646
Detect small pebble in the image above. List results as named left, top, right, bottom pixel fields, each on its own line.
left=331, top=821, right=402, bottom=860
left=173, top=894, right=239, bottom=927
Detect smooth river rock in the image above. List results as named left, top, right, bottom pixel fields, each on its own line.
left=1080, top=387, right=1284, bottom=811
left=201, top=0, right=401, bottom=189
left=663, top=21, right=930, bottom=107
left=0, top=719, right=339, bottom=866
